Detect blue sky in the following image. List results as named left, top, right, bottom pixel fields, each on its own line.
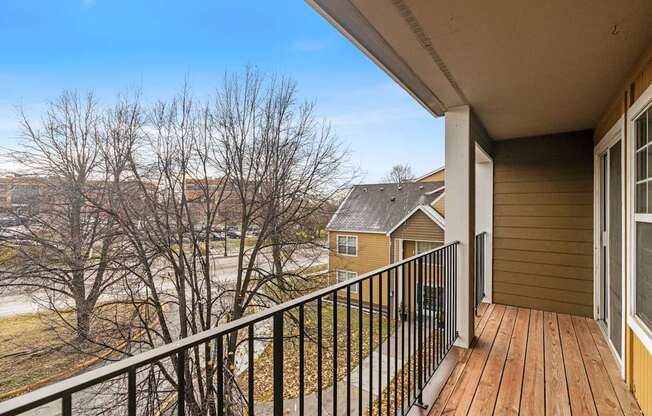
left=0, top=0, right=444, bottom=181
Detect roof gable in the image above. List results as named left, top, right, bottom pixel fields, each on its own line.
left=326, top=181, right=444, bottom=233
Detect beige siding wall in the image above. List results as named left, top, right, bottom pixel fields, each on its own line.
left=418, top=169, right=445, bottom=182
left=433, top=194, right=445, bottom=216
left=328, top=231, right=391, bottom=307
left=493, top=131, right=594, bottom=317
left=391, top=210, right=444, bottom=242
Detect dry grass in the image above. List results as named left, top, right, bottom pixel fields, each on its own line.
left=0, top=303, right=146, bottom=398
left=241, top=303, right=396, bottom=402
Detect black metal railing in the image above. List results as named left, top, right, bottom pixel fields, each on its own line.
left=0, top=242, right=459, bottom=416
left=474, top=232, right=487, bottom=313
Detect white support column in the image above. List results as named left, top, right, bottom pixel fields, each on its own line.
left=445, top=105, right=475, bottom=348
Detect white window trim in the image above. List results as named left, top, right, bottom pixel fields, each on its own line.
left=627, top=84, right=652, bottom=355
left=592, top=115, right=626, bottom=374
left=336, top=234, right=358, bottom=257
left=336, top=269, right=358, bottom=293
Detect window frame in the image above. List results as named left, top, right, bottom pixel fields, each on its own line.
left=336, top=234, right=358, bottom=257
left=627, top=86, right=652, bottom=354
left=336, top=269, right=358, bottom=293
left=415, top=240, right=444, bottom=264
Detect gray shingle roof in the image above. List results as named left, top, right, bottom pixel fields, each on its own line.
left=326, top=182, right=444, bottom=233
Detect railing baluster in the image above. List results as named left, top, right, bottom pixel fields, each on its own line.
left=358, top=281, right=363, bottom=416
left=393, top=267, right=398, bottom=416
left=248, top=325, right=254, bottom=416
left=299, top=304, right=305, bottom=416
left=401, top=262, right=405, bottom=415
left=346, top=286, right=351, bottom=415
left=273, top=312, right=284, bottom=416
left=177, top=350, right=185, bottom=416
left=417, top=257, right=423, bottom=406
left=386, top=269, right=391, bottom=416
left=369, top=276, right=373, bottom=416
left=217, top=335, right=224, bottom=416
left=378, top=272, right=382, bottom=412
left=0, top=243, right=460, bottom=416
left=333, top=294, right=338, bottom=416
left=317, top=298, right=323, bottom=416
left=128, top=367, right=136, bottom=416
left=407, top=260, right=412, bottom=405
left=61, top=393, right=71, bottom=416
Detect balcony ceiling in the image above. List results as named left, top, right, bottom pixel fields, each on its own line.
left=309, top=0, right=652, bottom=140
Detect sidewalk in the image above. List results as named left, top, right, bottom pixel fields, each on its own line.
left=257, top=320, right=420, bottom=415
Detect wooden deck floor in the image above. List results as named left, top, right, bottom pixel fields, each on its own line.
left=428, top=303, right=643, bottom=416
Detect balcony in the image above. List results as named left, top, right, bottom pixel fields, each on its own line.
left=426, top=303, right=642, bottom=416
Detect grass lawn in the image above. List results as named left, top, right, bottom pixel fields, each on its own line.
left=241, top=302, right=396, bottom=402
left=0, top=303, right=146, bottom=398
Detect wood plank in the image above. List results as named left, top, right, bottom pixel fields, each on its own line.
left=557, top=314, right=597, bottom=415
left=586, top=318, right=643, bottom=415
left=468, top=307, right=518, bottom=415
left=429, top=304, right=496, bottom=416
left=571, top=316, right=623, bottom=415
left=520, top=309, right=544, bottom=416
left=440, top=304, right=506, bottom=415
left=544, top=312, right=571, bottom=416
left=493, top=308, right=530, bottom=415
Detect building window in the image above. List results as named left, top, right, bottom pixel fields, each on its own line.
left=416, top=241, right=443, bottom=264
left=337, top=270, right=358, bottom=293
left=336, top=235, right=357, bottom=256
left=634, top=107, right=652, bottom=332
left=415, top=241, right=442, bottom=255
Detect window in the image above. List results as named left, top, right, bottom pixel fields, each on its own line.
left=337, top=270, right=358, bottom=293
left=634, top=107, right=652, bottom=332
left=416, top=241, right=443, bottom=264
left=415, top=241, right=442, bottom=255
left=336, top=235, right=357, bottom=256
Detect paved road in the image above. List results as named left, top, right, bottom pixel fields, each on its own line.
left=0, top=248, right=328, bottom=317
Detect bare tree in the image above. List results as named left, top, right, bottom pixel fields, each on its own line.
left=91, top=69, right=353, bottom=415
left=0, top=92, right=128, bottom=343
left=383, top=163, right=415, bottom=183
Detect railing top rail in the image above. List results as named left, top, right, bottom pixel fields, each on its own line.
left=0, top=240, right=459, bottom=415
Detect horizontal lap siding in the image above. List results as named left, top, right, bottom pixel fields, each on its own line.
left=391, top=210, right=444, bottom=241
left=493, top=131, right=594, bottom=317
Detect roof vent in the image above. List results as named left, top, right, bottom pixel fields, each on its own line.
left=419, top=185, right=424, bottom=190
left=397, top=185, right=402, bottom=190
left=390, top=197, right=396, bottom=202
left=379, top=187, right=384, bottom=191
left=362, top=187, right=367, bottom=192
